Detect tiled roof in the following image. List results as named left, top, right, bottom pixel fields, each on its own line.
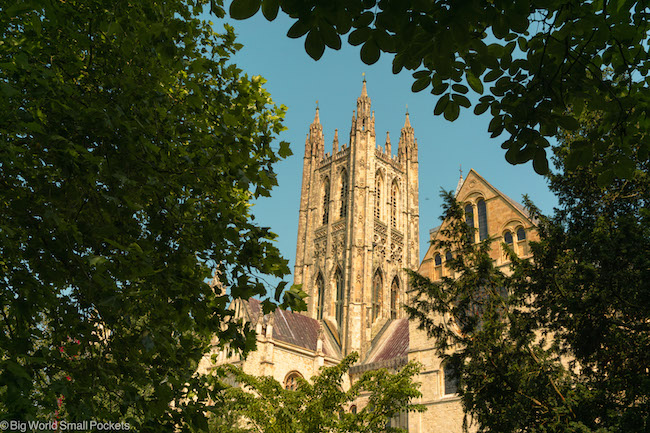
left=366, top=319, right=409, bottom=363
left=246, top=299, right=337, bottom=357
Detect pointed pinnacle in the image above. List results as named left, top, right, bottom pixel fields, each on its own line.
left=361, top=76, right=368, bottom=97
left=313, top=106, right=320, bottom=124
left=403, top=111, right=411, bottom=128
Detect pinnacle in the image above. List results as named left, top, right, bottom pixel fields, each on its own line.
left=403, top=110, right=411, bottom=129
left=313, top=106, right=320, bottom=124
left=360, top=75, right=368, bottom=97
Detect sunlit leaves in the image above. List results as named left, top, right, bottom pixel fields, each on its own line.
left=1, top=0, right=295, bottom=427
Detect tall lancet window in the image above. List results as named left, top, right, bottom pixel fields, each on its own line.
left=316, top=273, right=325, bottom=320
left=374, top=173, right=382, bottom=220
left=372, top=269, right=383, bottom=322
left=335, top=268, right=344, bottom=327
left=322, top=177, right=330, bottom=225
left=340, top=170, right=348, bottom=218
left=390, top=181, right=398, bottom=228
left=477, top=199, right=488, bottom=241
left=390, top=277, right=399, bottom=319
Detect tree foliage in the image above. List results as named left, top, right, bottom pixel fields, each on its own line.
left=208, top=352, right=424, bottom=433
left=230, top=0, right=649, bottom=182
left=0, top=0, right=301, bottom=427
left=406, top=125, right=650, bottom=432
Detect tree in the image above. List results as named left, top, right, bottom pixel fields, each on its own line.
left=0, top=0, right=302, bottom=428
left=230, top=0, right=649, bottom=183
left=208, top=353, right=424, bottom=433
left=406, top=123, right=650, bottom=432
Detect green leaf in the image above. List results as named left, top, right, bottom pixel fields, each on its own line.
left=360, top=39, right=380, bottom=64
left=305, top=29, right=325, bottom=60
left=467, top=71, right=484, bottom=94
left=320, top=24, right=342, bottom=50
left=474, top=102, right=489, bottom=115
left=532, top=148, right=549, bottom=174
left=230, top=0, right=262, bottom=19
left=349, top=27, right=371, bottom=46
left=412, top=77, right=431, bottom=93
left=452, top=84, right=469, bottom=94
left=444, top=101, right=460, bottom=121
left=261, top=0, right=279, bottom=20
left=434, top=94, right=450, bottom=116
left=287, top=19, right=311, bottom=38
left=453, top=93, right=471, bottom=108
left=557, top=115, right=580, bottom=131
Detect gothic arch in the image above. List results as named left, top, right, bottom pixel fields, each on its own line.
left=315, top=272, right=325, bottom=320
left=284, top=371, right=304, bottom=391
left=374, top=170, right=384, bottom=220
left=390, top=276, right=400, bottom=319
left=322, top=177, right=330, bottom=225
left=477, top=198, right=488, bottom=241
left=334, top=267, right=345, bottom=327
left=339, top=168, right=348, bottom=218
left=372, top=268, right=383, bottom=322
left=390, top=179, right=399, bottom=228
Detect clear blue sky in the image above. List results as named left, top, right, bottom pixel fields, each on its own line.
left=211, top=12, right=558, bottom=285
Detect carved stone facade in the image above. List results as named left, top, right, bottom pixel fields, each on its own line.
left=293, top=79, right=420, bottom=359
left=199, top=82, right=540, bottom=433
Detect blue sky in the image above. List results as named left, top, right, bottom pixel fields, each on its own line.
left=213, top=12, right=558, bottom=285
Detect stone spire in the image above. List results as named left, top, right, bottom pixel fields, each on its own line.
left=455, top=165, right=464, bottom=196
left=398, top=108, right=415, bottom=161
left=333, top=128, right=339, bottom=153
left=385, top=131, right=391, bottom=155
left=355, top=76, right=373, bottom=134
left=309, top=104, right=324, bottom=158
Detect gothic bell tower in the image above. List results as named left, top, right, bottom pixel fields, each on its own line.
left=293, top=79, right=419, bottom=358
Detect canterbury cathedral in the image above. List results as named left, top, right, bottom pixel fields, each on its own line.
left=199, top=80, right=538, bottom=432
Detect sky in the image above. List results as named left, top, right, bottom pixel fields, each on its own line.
left=209, top=11, right=558, bottom=286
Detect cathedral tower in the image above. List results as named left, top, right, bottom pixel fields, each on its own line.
left=294, top=79, right=420, bottom=358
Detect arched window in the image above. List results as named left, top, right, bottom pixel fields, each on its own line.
left=374, top=172, right=382, bottom=220
left=465, top=203, right=474, bottom=242
left=434, top=253, right=442, bottom=280
left=390, top=181, right=398, bottom=228
left=316, top=273, right=325, bottom=320
left=372, top=269, right=383, bottom=322
left=445, top=251, right=453, bottom=276
left=517, top=227, right=526, bottom=241
left=284, top=371, right=304, bottom=391
left=322, top=178, right=330, bottom=225
left=503, top=230, right=514, bottom=260
left=390, top=277, right=399, bottom=319
left=443, top=363, right=459, bottom=395
left=516, top=227, right=528, bottom=256
left=340, top=170, right=348, bottom=218
left=477, top=199, right=488, bottom=241
left=350, top=405, right=357, bottom=414
left=335, top=268, right=344, bottom=327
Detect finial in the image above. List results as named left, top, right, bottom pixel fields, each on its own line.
left=362, top=72, right=366, bottom=82
left=459, top=164, right=463, bottom=179
left=403, top=109, right=411, bottom=128
left=406, top=104, right=409, bottom=114
left=316, top=100, right=319, bottom=109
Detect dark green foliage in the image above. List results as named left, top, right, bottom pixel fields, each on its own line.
left=231, top=0, right=650, bottom=181
left=208, top=353, right=424, bottom=433
left=406, top=128, right=650, bottom=431
left=0, top=0, right=301, bottom=428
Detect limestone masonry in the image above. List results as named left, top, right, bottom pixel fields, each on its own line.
left=199, top=80, right=538, bottom=432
